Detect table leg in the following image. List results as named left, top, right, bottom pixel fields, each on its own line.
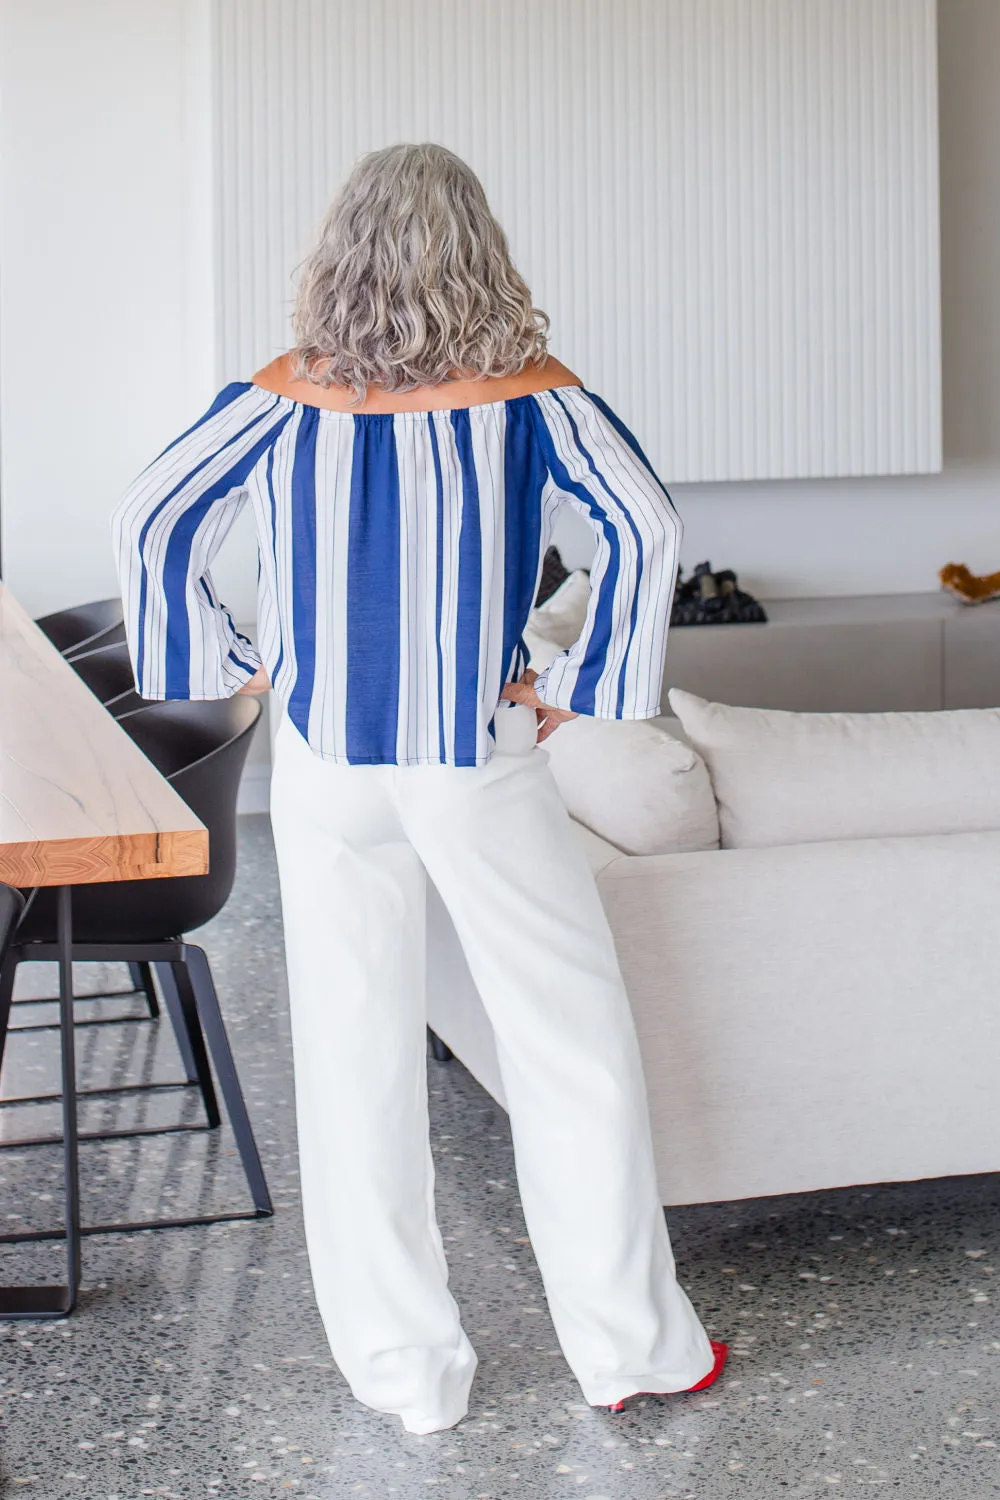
left=0, top=884, right=81, bottom=1318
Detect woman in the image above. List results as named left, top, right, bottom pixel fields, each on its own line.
left=112, top=142, right=726, bottom=1434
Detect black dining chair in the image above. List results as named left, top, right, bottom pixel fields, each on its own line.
left=0, top=695, right=272, bottom=1234
left=0, top=887, right=25, bottom=965
left=35, top=598, right=126, bottom=659
left=0, top=886, right=26, bottom=1089
left=69, top=640, right=146, bottom=718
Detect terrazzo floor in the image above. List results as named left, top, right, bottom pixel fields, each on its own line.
left=1, top=814, right=999, bottom=1500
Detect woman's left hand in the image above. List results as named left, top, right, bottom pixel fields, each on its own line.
left=500, top=668, right=579, bottom=743
left=238, top=666, right=272, bottom=695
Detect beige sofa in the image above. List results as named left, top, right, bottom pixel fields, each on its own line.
left=426, top=684, right=1000, bottom=1207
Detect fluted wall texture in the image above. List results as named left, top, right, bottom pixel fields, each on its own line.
left=213, top=0, right=941, bottom=482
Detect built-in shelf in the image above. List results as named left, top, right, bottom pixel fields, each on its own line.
left=664, top=593, right=1000, bottom=713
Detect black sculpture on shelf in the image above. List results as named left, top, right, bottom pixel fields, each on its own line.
left=533, top=547, right=766, bottom=627
left=670, top=561, right=768, bottom=626
left=534, top=544, right=570, bottom=606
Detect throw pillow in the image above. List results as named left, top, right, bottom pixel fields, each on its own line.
left=522, top=623, right=564, bottom=674
left=526, top=570, right=592, bottom=650
left=668, top=687, right=1000, bottom=849
left=541, top=712, right=721, bottom=856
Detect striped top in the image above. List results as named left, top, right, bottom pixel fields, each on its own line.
left=111, top=379, right=682, bottom=766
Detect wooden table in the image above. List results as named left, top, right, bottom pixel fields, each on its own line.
left=0, top=582, right=209, bottom=1318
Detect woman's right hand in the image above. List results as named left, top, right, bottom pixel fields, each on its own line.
left=500, top=668, right=579, bottom=743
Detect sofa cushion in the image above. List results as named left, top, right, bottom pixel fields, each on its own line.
left=540, top=711, right=720, bottom=856
left=526, top=569, right=591, bottom=649
left=668, top=687, right=1000, bottom=848
left=570, top=818, right=628, bottom=875
left=522, top=623, right=564, bottom=674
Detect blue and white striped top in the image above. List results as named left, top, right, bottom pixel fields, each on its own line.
left=112, top=379, right=682, bottom=766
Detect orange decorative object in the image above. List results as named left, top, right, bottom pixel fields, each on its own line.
left=939, top=563, right=1000, bottom=605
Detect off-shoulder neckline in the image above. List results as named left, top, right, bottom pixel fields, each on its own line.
left=244, top=381, right=586, bottom=419
left=245, top=355, right=585, bottom=417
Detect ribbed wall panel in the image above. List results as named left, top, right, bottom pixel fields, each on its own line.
left=213, top=0, right=941, bottom=482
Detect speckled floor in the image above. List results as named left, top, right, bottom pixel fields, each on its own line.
left=1, top=815, right=998, bottom=1500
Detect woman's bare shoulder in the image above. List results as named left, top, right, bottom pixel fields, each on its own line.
left=249, top=351, right=584, bottom=413
left=251, top=353, right=365, bottom=411
left=252, top=353, right=307, bottom=397
left=457, top=355, right=582, bottom=404
left=535, top=355, right=583, bottom=390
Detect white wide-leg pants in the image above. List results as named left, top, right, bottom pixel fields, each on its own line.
left=269, top=706, right=713, bottom=1434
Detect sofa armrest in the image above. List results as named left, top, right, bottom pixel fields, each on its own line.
left=594, top=830, right=1000, bottom=1204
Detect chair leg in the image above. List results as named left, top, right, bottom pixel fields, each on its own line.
left=166, top=962, right=221, bottom=1130
left=153, top=961, right=200, bottom=1084
left=428, top=1027, right=454, bottom=1063
left=129, top=962, right=159, bottom=1018
left=0, top=939, right=271, bottom=1241
left=181, top=943, right=273, bottom=1216
left=0, top=953, right=18, bottom=1083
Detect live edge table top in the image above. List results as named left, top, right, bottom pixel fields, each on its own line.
left=0, top=583, right=208, bottom=889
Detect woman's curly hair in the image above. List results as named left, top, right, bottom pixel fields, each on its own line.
left=291, top=143, right=549, bottom=401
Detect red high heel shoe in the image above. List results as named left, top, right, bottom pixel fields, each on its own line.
left=604, top=1340, right=729, bottom=1413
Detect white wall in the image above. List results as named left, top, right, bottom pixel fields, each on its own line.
left=0, top=0, right=216, bottom=617
left=645, top=0, right=1000, bottom=600
left=215, top=0, right=941, bottom=488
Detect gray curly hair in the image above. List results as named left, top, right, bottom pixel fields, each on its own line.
left=291, top=143, right=549, bottom=400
